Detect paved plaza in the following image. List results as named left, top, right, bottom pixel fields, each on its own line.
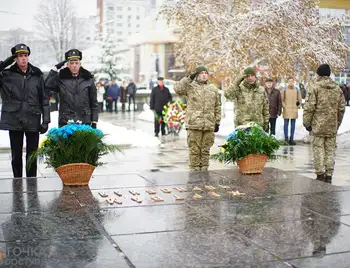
left=0, top=112, right=350, bottom=267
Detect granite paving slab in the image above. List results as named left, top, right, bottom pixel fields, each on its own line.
left=0, top=236, right=129, bottom=268
left=231, top=216, right=349, bottom=260
left=112, top=228, right=292, bottom=268
left=99, top=204, right=217, bottom=236
left=289, top=252, right=350, bottom=268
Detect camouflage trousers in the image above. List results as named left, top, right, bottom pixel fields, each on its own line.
left=312, top=136, right=336, bottom=176
left=187, top=130, right=215, bottom=171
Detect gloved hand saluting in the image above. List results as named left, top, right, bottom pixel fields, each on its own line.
left=91, top=123, right=97, bottom=129
left=189, top=73, right=197, bottom=80
left=296, top=101, right=300, bottom=106
left=304, top=124, right=312, bottom=132
left=55, top=60, right=68, bottom=70
left=0, top=55, right=16, bottom=72
left=40, top=123, right=49, bottom=134
left=214, top=124, right=220, bottom=133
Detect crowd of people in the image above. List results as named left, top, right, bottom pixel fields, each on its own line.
left=95, top=78, right=137, bottom=113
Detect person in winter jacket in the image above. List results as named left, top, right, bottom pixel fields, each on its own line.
left=225, top=67, right=269, bottom=130
left=265, top=78, right=282, bottom=135
left=96, top=82, right=105, bottom=112
left=0, top=43, right=50, bottom=178
left=150, top=77, right=172, bottom=137
left=120, top=80, right=128, bottom=112
left=303, top=64, right=345, bottom=183
left=107, top=81, right=120, bottom=113
left=281, top=77, right=302, bottom=145
left=45, top=49, right=99, bottom=128
left=126, top=79, right=137, bottom=111
left=175, top=66, right=221, bottom=171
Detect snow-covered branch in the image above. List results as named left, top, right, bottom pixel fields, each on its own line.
left=159, top=0, right=349, bottom=79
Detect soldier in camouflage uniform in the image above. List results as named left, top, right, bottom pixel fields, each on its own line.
left=174, top=66, right=221, bottom=171
left=303, top=64, right=345, bottom=183
left=225, top=67, right=269, bottom=129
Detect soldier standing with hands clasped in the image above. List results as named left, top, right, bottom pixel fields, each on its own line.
left=45, top=49, right=99, bottom=128
left=175, top=66, right=221, bottom=171
left=0, top=44, right=50, bottom=178
left=303, top=64, right=345, bottom=183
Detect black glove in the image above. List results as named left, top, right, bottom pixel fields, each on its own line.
left=296, top=101, right=300, bottom=106
left=214, top=124, right=219, bottom=132
left=91, top=123, right=97, bottom=129
left=0, top=55, right=15, bottom=72
left=40, top=123, right=49, bottom=134
left=55, top=60, right=67, bottom=70
left=304, top=125, right=312, bottom=132
left=189, top=73, right=197, bottom=80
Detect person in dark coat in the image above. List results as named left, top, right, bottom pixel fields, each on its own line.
left=45, top=49, right=99, bottom=128
left=126, top=79, right=137, bottom=111
left=150, top=77, right=172, bottom=137
left=107, top=81, right=120, bottom=112
left=120, top=80, right=128, bottom=112
left=0, top=44, right=50, bottom=178
left=265, top=78, right=282, bottom=135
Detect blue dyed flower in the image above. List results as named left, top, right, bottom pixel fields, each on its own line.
left=46, top=123, right=104, bottom=141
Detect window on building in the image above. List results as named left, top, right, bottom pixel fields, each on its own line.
left=128, top=23, right=131, bottom=28
left=128, top=15, right=132, bottom=20
left=136, top=15, right=140, bottom=20
left=107, top=6, right=114, bottom=11
left=117, top=15, right=123, bottom=19
left=136, top=7, right=140, bottom=11
left=136, top=24, right=140, bottom=28
left=117, top=31, right=122, bottom=35
left=117, top=39, right=123, bottom=43
left=128, top=7, right=132, bottom=11
left=129, top=32, right=132, bottom=36
left=117, top=23, right=123, bottom=27
left=117, top=6, right=123, bottom=11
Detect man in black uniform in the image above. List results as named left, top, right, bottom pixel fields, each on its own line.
left=0, top=44, right=50, bottom=178
left=45, top=49, right=99, bottom=128
left=150, top=77, right=172, bottom=137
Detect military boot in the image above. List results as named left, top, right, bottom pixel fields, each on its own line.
left=325, top=175, right=332, bottom=184
left=284, top=137, right=289, bottom=144
left=316, top=174, right=325, bottom=182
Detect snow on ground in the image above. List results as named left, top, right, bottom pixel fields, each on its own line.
left=0, top=111, right=160, bottom=148
left=137, top=104, right=155, bottom=123
left=138, top=102, right=350, bottom=141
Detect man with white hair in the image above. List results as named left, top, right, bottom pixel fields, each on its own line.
left=45, top=49, right=99, bottom=128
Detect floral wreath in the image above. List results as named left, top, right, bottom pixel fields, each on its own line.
left=161, top=101, right=187, bottom=131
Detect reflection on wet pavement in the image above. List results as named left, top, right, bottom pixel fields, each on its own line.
left=0, top=112, right=349, bottom=266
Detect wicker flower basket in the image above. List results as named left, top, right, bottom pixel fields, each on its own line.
left=56, top=163, right=95, bottom=186
left=237, top=154, right=268, bottom=174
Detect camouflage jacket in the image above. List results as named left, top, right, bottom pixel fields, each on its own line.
left=174, top=77, right=221, bottom=131
left=225, top=75, right=269, bottom=127
left=303, top=77, right=346, bottom=137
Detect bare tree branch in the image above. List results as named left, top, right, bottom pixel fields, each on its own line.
left=36, top=0, right=76, bottom=61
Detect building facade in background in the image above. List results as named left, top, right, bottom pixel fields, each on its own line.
left=128, top=0, right=182, bottom=84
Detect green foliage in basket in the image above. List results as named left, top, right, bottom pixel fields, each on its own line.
left=28, top=122, right=120, bottom=169
left=211, top=123, right=284, bottom=164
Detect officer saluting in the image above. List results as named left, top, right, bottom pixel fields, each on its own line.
left=45, top=49, right=99, bottom=128
left=0, top=44, right=50, bottom=178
